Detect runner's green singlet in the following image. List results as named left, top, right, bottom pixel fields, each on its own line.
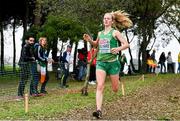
left=97, top=29, right=119, bottom=62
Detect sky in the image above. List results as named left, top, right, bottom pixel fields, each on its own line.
left=3, top=25, right=23, bottom=65
left=3, top=24, right=180, bottom=72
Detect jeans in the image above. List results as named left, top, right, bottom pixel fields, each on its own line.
left=30, top=62, right=39, bottom=94
left=61, top=63, right=69, bottom=86
left=18, top=62, right=30, bottom=96
left=78, top=65, right=86, bottom=81
left=160, top=62, right=166, bottom=73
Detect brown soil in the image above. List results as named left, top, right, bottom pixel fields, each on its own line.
left=58, top=77, right=180, bottom=120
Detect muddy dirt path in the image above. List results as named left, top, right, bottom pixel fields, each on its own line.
left=59, top=77, right=180, bottom=120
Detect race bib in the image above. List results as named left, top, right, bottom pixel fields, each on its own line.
left=99, top=38, right=110, bottom=53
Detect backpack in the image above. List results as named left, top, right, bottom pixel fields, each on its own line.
left=34, top=43, right=40, bottom=60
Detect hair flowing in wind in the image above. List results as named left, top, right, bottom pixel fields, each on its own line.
left=111, top=10, right=133, bottom=30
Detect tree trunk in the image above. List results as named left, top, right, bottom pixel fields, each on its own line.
left=140, top=22, right=153, bottom=73
left=73, top=42, right=78, bottom=72
left=59, top=40, right=64, bottom=57
left=13, top=18, right=16, bottom=72
left=52, top=39, right=58, bottom=61
left=22, top=21, right=27, bottom=47
left=22, top=0, right=28, bottom=47
left=33, top=0, right=42, bottom=26
left=140, top=38, right=149, bottom=73
left=52, top=39, right=58, bottom=71
left=0, top=21, right=4, bottom=71
left=125, top=30, right=136, bottom=72
left=129, top=48, right=136, bottom=72
left=138, top=50, right=141, bottom=72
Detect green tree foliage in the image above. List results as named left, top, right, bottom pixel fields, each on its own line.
left=51, top=0, right=120, bottom=37
left=119, top=0, right=179, bottom=73
left=0, top=0, right=179, bottom=74
left=37, top=15, right=84, bottom=61
left=162, top=0, right=180, bottom=42
left=42, top=15, right=83, bottom=42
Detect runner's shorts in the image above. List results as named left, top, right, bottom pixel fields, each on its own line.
left=96, top=60, right=120, bottom=75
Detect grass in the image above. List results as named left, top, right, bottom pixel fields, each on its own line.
left=0, top=72, right=179, bottom=120
left=1, top=65, right=20, bottom=72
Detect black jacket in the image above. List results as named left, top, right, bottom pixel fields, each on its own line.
left=18, top=43, right=35, bottom=64
left=159, top=54, right=166, bottom=63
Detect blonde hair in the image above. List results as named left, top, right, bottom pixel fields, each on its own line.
left=110, top=10, right=133, bottom=30
left=39, top=37, right=47, bottom=48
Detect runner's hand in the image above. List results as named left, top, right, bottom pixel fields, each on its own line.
left=111, top=48, right=120, bottom=54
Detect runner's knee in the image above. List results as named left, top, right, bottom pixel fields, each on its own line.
left=112, top=85, right=118, bottom=92
left=97, top=84, right=104, bottom=91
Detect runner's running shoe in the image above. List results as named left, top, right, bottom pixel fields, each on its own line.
left=92, top=110, right=102, bottom=119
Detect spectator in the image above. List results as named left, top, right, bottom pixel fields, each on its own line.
left=167, top=51, right=174, bottom=73
left=151, top=50, right=156, bottom=61
left=77, top=47, right=87, bottom=81
left=87, top=47, right=97, bottom=85
left=37, top=37, right=53, bottom=94
left=147, top=56, right=157, bottom=73
left=159, top=52, right=166, bottom=73
left=17, top=36, right=39, bottom=100
left=177, top=52, right=180, bottom=73
left=146, top=50, right=151, bottom=73
left=60, top=45, right=72, bottom=88
left=150, top=50, right=156, bottom=73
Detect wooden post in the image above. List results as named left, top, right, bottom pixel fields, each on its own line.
left=120, top=76, right=125, bottom=96
left=142, top=74, right=144, bottom=81
left=121, top=81, right=125, bottom=96
left=24, top=93, right=29, bottom=113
